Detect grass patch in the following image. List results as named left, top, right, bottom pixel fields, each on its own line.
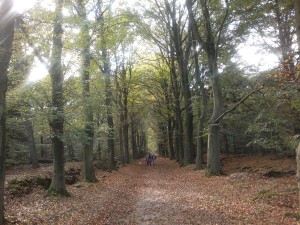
left=285, top=212, right=300, bottom=220
left=253, top=189, right=288, bottom=201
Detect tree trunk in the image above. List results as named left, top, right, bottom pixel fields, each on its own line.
left=122, top=75, right=129, bottom=163
left=96, top=0, right=116, bottom=171
left=206, top=66, right=224, bottom=175
left=117, top=64, right=129, bottom=164
left=47, top=0, right=68, bottom=196
left=67, top=140, right=74, bottom=161
left=294, top=0, right=300, bottom=213
left=165, top=0, right=193, bottom=165
left=295, top=0, right=300, bottom=52
left=167, top=118, right=175, bottom=160
left=274, top=0, right=294, bottom=61
left=193, top=38, right=208, bottom=170
left=186, top=0, right=224, bottom=174
left=164, top=0, right=193, bottom=165
left=196, top=120, right=205, bottom=170
left=180, top=64, right=194, bottom=165
left=170, top=43, right=183, bottom=164
left=296, top=142, right=300, bottom=209
left=119, top=116, right=125, bottom=165
left=25, top=120, right=39, bottom=169
left=77, top=0, right=96, bottom=182
left=207, top=124, right=221, bottom=175
left=274, top=0, right=294, bottom=74
left=104, top=62, right=115, bottom=171
left=123, top=121, right=130, bottom=163
left=0, top=0, right=15, bottom=222
left=131, top=120, right=138, bottom=159
left=200, top=0, right=224, bottom=176
left=40, top=135, right=46, bottom=159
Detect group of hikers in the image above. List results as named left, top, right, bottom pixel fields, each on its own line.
left=145, top=152, right=156, bottom=166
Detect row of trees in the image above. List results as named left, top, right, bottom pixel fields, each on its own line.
left=1, top=0, right=300, bottom=223
left=0, top=0, right=151, bottom=223
left=139, top=0, right=299, bottom=171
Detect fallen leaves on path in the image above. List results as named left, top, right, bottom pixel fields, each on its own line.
left=4, top=157, right=298, bottom=224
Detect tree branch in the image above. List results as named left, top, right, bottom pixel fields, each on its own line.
left=17, top=16, right=49, bottom=67
left=212, top=85, right=264, bottom=124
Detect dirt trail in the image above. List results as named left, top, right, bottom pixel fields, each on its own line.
left=5, top=157, right=298, bottom=224
left=92, top=158, right=297, bottom=225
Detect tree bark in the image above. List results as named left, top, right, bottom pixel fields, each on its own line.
left=294, top=0, right=300, bottom=213
left=296, top=142, right=300, bottom=209
left=167, top=118, right=175, bottom=160
left=169, top=33, right=183, bottom=164
left=123, top=95, right=129, bottom=163
left=40, top=135, right=45, bottom=159
left=295, top=0, right=300, bottom=52
left=77, top=0, right=96, bottom=183
left=193, top=38, right=208, bottom=170
left=47, top=0, right=68, bottom=196
left=25, top=120, right=39, bottom=169
left=131, top=120, right=138, bottom=159
left=116, top=63, right=129, bottom=164
left=0, top=0, right=15, bottom=222
left=171, top=71, right=183, bottom=164
left=119, top=115, right=125, bottom=165
left=67, top=140, right=74, bottom=161
left=95, top=0, right=116, bottom=170
left=164, top=0, right=193, bottom=165
left=274, top=0, right=294, bottom=61
left=200, top=0, right=225, bottom=176
left=103, top=54, right=116, bottom=170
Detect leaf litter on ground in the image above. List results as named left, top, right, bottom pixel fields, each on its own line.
left=4, top=155, right=299, bottom=224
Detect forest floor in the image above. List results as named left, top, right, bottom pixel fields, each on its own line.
left=3, top=154, right=299, bottom=225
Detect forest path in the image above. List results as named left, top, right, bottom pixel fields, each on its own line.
left=5, top=157, right=298, bottom=224
left=91, top=158, right=297, bottom=225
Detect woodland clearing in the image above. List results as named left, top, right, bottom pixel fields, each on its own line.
left=3, top=155, right=299, bottom=225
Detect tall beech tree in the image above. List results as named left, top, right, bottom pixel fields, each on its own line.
left=0, top=0, right=15, bottom=222
left=164, top=0, right=194, bottom=165
left=115, top=44, right=134, bottom=164
left=76, top=0, right=96, bottom=182
left=294, top=0, right=300, bottom=211
left=166, top=39, right=184, bottom=163
left=16, top=0, right=68, bottom=194
left=296, top=0, right=300, bottom=50
left=47, top=0, right=68, bottom=195
left=186, top=0, right=225, bottom=175
left=117, top=55, right=130, bottom=164
left=95, top=0, right=116, bottom=170
left=200, top=0, right=227, bottom=175
left=194, top=51, right=208, bottom=170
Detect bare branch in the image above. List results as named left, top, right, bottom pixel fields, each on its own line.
left=212, top=85, right=264, bottom=124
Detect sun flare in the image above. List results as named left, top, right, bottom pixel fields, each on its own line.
left=13, top=0, right=37, bottom=13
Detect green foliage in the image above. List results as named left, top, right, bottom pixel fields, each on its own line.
left=35, top=176, right=52, bottom=190
left=4, top=0, right=299, bottom=167
left=7, top=176, right=52, bottom=197
left=7, top=178, right=32, bottom=197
